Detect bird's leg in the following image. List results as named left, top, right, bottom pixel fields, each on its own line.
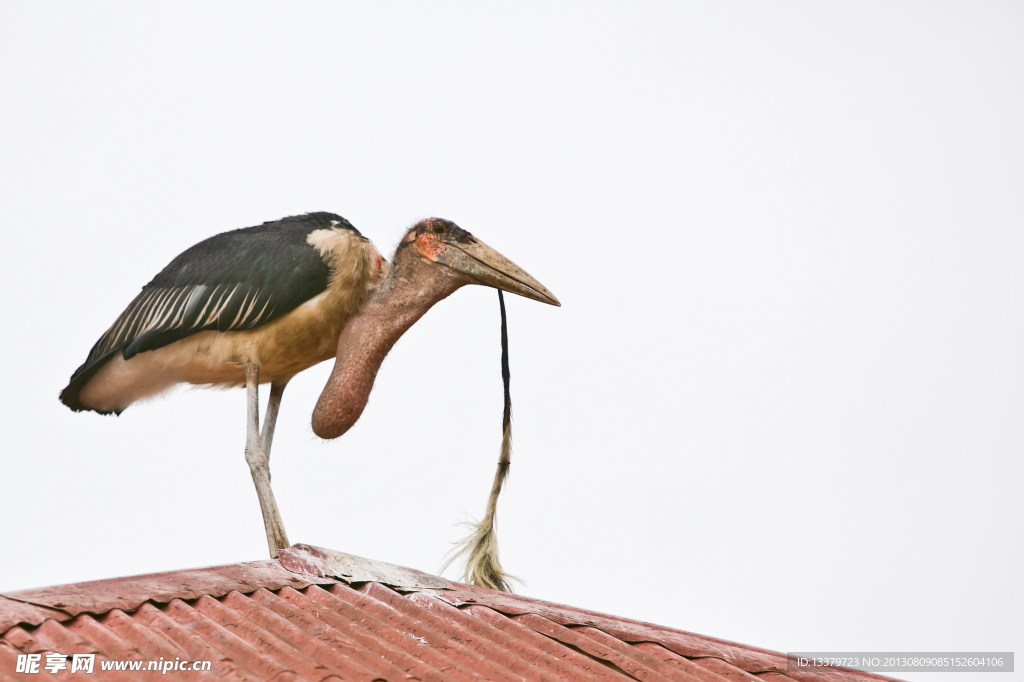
left=244, top=363, right=290, bottom=557
left=261, top=382, right=287, bottom=455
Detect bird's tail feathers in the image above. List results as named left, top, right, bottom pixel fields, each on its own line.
left=59, top=350, right=122, bottom=414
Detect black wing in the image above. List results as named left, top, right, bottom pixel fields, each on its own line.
left=60, top=212, right=363, bottom=411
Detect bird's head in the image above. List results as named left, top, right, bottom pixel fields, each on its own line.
left=313, top=216, right=558, bottom=440
left=396, top=218, right=560, bottom=306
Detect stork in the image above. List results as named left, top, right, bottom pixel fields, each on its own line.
left=60, top=212, right=559, bottom=575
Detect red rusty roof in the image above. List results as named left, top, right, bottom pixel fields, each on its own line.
left=0, top=545, right=903, bottom=681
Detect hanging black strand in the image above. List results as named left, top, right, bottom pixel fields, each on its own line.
left=499, top=290, right=512, bottom=436
left=444, top=290, right=515, bottom=591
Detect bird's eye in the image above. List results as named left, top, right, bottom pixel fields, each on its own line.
left=431, top=223, right=446, bottom=234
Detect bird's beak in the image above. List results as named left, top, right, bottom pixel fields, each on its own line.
left=437, top=238, right=561, bottom=306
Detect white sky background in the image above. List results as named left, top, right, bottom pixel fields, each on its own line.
left=1, top=2, right=1021, bottom=679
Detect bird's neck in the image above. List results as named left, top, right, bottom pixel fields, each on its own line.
left=311, top=256, right=466, bottom=439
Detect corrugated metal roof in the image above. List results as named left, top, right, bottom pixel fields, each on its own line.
left=0, top=545, right=903, bottom=681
